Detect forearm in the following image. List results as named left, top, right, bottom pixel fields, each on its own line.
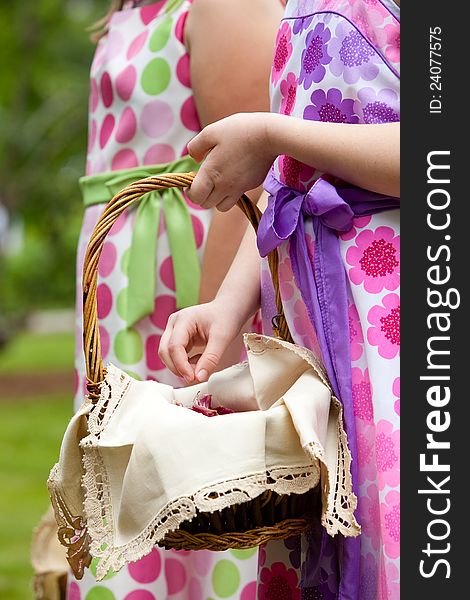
left=198, top=185, right=263, bottom=304
left=215, top=193, right=268, bottom=324
left=266, top=114, right=400, bottom=197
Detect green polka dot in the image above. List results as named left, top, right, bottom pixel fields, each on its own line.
left=114, top=328, right=143, bottom=364
left=212, top=560, right=240, bottom=598
left=165, top=0, right=185, bottom=12
left=90, top=558, right=116, bottom=580
left=121, top=248, right=131, bottom=275
left=124, top=370, right=141, bottom=380
left=85, top=587, right=116, bottom=600
left=230, top=547, right=257, bottom=560
left=141, top=58, right=171, bottom=95
left=149, top=16, right=172, bottom=52
left=116, top=288, right=128, bottom=321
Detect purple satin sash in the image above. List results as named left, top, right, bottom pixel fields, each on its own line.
left=258, top=170, right=400, bottom=600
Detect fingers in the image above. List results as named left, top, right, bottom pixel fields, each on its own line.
left=194, top=333, right=228, bottom=382
left=158, top=313, right=195, bottom=384
left=188, top=129, right=213, bottom=163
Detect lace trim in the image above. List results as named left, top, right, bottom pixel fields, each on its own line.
left=81, top=444, right=321, bottom=580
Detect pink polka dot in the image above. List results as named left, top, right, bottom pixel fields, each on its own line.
left=99, top=325, right=110, bottom=359
left=140, top=2, right=165, bottom=25
left=128, top=548, right=162, bottom=583
left=98, top=242, right=117, bottom=277
left=175, top=11, right=188, bottom=44
left=150, top=294, right=177, bottom=330
left=124, top=592, right=156, bottom=600
left=85, top=160, right=92, bottom=175
left=67, top=581, right=81, bottom=600
left=146, top=335, right=166, bottom=371
left=91, top=44, right=106, bottom=76
left=82, top=204, right=101, bottom=235
left=181, top=96, right=200, bottom=132
left=160, top=256, right=175, bottom=291
left=188, top=577, right=202, bottom=600
left=100, top=114, right=115, bottom=149
left=241, top=582, right=257, bottom=600
left=141, top=99, right=174, bottom=138
left=127, top=30, right=149, bottom=60
left=176, top=53, right=191, bottom=87
left=111, top=148, right=138, bottom=170
left=144, top=144, right=176, bottom=165
left=97, top=283, right=113, bottom=319
left=192, top=552, right=212, bottom=577
left=116, top=65, right=137, bottom=101
left=100, top=72, right=114, bottom=108
left=88, top=119, right=97, bottom=153
left=108, top=211, right=128, bottom=236
left=106, top=29, right=125, bottom=60
left=89, top=78, right=99, bottom=112
left=164, top=558, right=187, bottom=595
left=191, top=215, right=204, bottom=248
left=116, top=107, right=137, bottom=144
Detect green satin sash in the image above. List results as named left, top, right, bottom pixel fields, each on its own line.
left=80, top=156, right=201, bottom=327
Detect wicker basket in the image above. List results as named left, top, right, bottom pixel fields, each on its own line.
left=82, top=172, right=317, bottom=552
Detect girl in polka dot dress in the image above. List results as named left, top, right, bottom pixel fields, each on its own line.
left=160, top=1, right=400, bottom=598
left=69, top=1, right=283, bottom=599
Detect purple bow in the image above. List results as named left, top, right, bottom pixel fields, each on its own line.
left=258, top=170, right=399, bottom=600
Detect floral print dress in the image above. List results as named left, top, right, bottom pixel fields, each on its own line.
left=257, top=1, right=400, bottom=599
left=71, top=1, right=257, bottom=598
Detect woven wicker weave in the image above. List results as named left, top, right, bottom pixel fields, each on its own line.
left=82, top=172, right=315, bottom=551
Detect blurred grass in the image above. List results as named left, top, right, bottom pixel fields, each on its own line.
left=0, top=331, right=74, bottom=374
left=0, top=393, right=72, bottom=600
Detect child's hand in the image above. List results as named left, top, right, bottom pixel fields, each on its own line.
left=159, top=299, right=246, bottom=384
left=187, top=112, right=277, bottom=211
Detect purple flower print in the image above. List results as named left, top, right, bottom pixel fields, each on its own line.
left=329, top=20, right=380, bottom=84
left=299, top=23, right=332, bottom=89
left=355, top=88, right=400, bottom=124
left=304, top=88, right=359, bottom=124
left=293, top=15, right=314, bottom=35
left=359, top=553, right=379, bottom=600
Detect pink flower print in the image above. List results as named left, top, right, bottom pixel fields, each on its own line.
left=359, top=483, right=381, bottom=550
left=303, top=88, right=359, bottom=124
left=259, top=561, right=300, bottom=600
left=329, top=20, right=381, bottom=84
left=299, top=23, right=332, bottom=89
left=272, top=22, right=293, bottom=85
left=279, top=155, right=316, bottom=191
left=357, top=421, right=377, bottom=484
left=349, top=303, right=364, bottom=361
left=259, top=544, right=267, bottom=567
left=379, top=557, right=400, bottom=600
left=280, top=72, right=298, bottom=116
left=279, top=255, right=295, bottom=302
left=383, top=24, right=400, bottom=64
left=393, top=377, right=400, bottom=416
left=381, top=490, right=400, bottom=559
left=367, top=293, right=400, bottom=359
left=339, top=215, right=372, bottom=241
left=347, top=227, right=400, bottom=293
left=352, top=367, right=373, bottom=421
left=376, top=419, right=400, bottom=489
left=359, top=553, right=379, bottom=600
left=355, top=88, right=400, bottom=125
left=293, top=299, right=320, bottom=355
left=350, top=1, right=385, bottom=46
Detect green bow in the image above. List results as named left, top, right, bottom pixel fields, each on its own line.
left=80, top=157, right=201, bottom=327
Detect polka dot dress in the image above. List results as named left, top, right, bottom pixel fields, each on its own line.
left=72, top=1, right=257, bottom=597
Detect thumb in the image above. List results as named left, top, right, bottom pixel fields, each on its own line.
left=187, top=129, right=213, bottom=163
left=194, top=334, right=228, bottom=382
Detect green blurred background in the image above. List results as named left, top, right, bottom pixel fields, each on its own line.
left=0, top=1, right=107, bottom=597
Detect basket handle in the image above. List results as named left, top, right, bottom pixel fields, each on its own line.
left=82, top=172, right=293, bottom=400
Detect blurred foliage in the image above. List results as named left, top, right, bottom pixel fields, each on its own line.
left=0, top=0, right=108, bottom=318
